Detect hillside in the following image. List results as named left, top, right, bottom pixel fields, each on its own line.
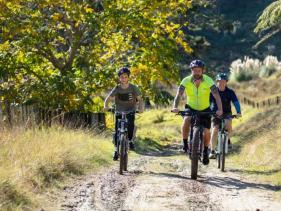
left=230, top=105, right=281, bottom=186
left=229, top=72, right=281, bottom=100
left=189, top=0, right=280, bottom=70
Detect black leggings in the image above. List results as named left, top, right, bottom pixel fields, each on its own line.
left=114, top=114, right=135, bottom=146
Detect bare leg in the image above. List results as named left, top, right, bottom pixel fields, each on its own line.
left=225, top=119, right=232, bottom=136
left=210, top=125, right=219, bottom=151
left=182, top=116, right=191, bottom=139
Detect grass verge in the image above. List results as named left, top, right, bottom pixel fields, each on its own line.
left=229, top=105, right=281, bottom=188
left=0, top=126, right=113, bottom=210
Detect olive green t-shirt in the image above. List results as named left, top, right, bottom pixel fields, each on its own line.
left=109, top=83, right=141, bottom=111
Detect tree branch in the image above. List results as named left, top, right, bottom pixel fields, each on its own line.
left=35, top=47, right=65, bottom=70
left=63, top=25, right=86, bottom=71
left=253, top=27, right=281, bottom=49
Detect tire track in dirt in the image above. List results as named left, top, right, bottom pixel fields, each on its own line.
left=54, top=145, right=281, bottom=211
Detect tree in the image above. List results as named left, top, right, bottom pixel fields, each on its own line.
left=0, top=0, right=193, bottom=111
left=254, top=0, right=281, bottom=49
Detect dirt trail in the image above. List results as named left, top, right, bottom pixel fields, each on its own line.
left=52, top=145, right=281, bottom=211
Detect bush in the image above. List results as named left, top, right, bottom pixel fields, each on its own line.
left=235, top=72, right=253, bottom=82
left=230, top=57, right=260, bottom=82
left=0, top=181, right=30, bottom=209
left=153, top=90, right=174, bottom=106
left=230, top=55, right=281, bottom=82
left=259, top=65, right=276, bottom=78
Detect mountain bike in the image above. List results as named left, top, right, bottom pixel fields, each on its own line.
left=216, top=114, right=239, bottom=172
left=109, top=108, right=137, bottom=175
left=176, top=110, right=215, bottom=180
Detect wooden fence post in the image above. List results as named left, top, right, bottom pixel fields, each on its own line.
left=4, top=99, right=12, bottom=126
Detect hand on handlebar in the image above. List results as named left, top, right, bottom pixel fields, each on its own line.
left=171, top=108, right=179, bottom=113
left=103, top=106, right=110, bottom=112
left=236, top=113, right=242, bottom=118
left=216, top=109, right=223, bottom=117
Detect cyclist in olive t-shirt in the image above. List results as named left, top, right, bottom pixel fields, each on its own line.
left=171, top=60, right=223, bottom=165
left=104, top=67, right=143, bottom=161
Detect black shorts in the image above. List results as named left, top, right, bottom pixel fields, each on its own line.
left=212, top=113, right=232, bottom=127
left=185, top=105, right=211, bottom=129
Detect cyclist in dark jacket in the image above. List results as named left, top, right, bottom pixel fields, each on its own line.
left=209, top=72, right=242, bottom=158
left=104, top=67, right=143, bottom=160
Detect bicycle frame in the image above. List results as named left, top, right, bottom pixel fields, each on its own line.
left=217, top=118, right=229, bottom=154
left=217, top=114, right=238, bottom=171
left=177, top=110, right=215, bottom=179
left=110, top=109, right=136, bottom=174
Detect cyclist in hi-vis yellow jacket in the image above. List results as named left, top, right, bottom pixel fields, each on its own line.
left=171, top=60, right=223, bottom=165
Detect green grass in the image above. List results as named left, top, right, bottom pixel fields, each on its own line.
left=229, top=105, right=281, bottom=187
left=134, top=107, right=281, bottom=187
left=134, top=109, right=182, bottom=154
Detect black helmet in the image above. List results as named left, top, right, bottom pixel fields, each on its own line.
left=216, top=72, right=228, bottom=81
left=117, top=67, right=130, bottom=77
left=189, top=60, right=205, bottom=69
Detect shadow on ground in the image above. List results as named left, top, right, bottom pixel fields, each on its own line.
left=134, top=137, right=182, bottom=157
left=200, top=175, right=281, bottom=191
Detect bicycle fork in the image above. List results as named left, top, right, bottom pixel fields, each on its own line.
left=218, top=132, right=229, bottom=154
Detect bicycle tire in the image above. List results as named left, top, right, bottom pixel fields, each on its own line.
left=217, top=133, right=221, bottom=169
left=119, top=134, right=125, bottom=174
left=191, top=127, right=200, bottom=180
left=124, top=140, right=128, bottom=171
left=221, top=134, right=226, bottom=172
left=217, top=152, right=221, bottom=169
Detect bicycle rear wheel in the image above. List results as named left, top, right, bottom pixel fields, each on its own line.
left=191, top=127, right=200, bottom=180
left=119, top=134, right=125, bottom=174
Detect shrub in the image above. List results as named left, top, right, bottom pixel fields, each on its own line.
left=230, top=55, right=281, bottom=82
left=259, top=65, right=276, bottom=78
left=230, top=56, right=260, bottom=82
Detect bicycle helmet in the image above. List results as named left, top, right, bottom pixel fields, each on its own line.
left=189, top=59, right=205, bottom=69
left=117, top=67, right=130, bottom=77
left=216, top=72, right=228, bottom=81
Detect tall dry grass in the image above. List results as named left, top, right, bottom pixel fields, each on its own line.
left=229, top=105, right=281, bottom=186
left=0, top=126, right=113, bottom=210
left=230, top=55, right=281, bottom=82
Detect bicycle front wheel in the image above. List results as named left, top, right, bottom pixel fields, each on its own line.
left=221, top=134, right=227, bottom=172
left=217, top=133, right=222, bottom=169
left=124, top=138, right=128, bottom=171
left=119, top=134, right=125, bottom=175
left=191, top=127, right=200, bottom=180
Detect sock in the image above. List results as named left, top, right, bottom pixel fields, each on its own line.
left=204, top=146, right=209, bottom=152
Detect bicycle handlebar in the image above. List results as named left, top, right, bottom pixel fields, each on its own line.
left=172, top=110, right=216, bottom=117
left=223, top=114, right=240, bottom=119
left=107, top=108, right=139, bottom=115
left=171, top=110, right=240, bottom=119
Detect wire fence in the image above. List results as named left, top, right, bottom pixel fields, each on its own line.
left=240, top=95, right=281, bottom=108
